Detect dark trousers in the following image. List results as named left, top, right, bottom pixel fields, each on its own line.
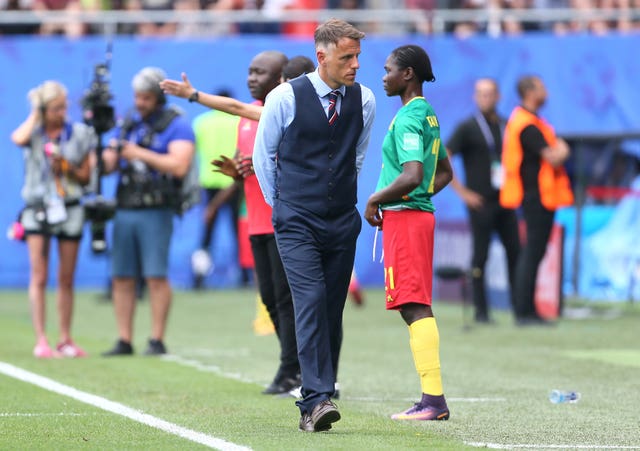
left=249, top=233, right=299, bottom=379
left=273, top=201, right=361, bottom=414
left=201, top=188, right=240, bottom=249
left=468, top=201, right=520, bottom=320
left=514, top=198, right=555, bottom=319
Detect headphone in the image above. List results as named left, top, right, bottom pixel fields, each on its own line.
left=133, top=67, right=167, bottom=106
left=37, top=87, right=47, bottom=117
left=35, top=81, right=57, bottom=116
left=32, top=81, right=68, bottom=125
left=40, top=98, right=49, bottom=117
left=157, top=88, right=167, bottom=106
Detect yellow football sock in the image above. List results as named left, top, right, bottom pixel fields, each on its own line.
left=408, top=317, right=443, bottom=396
left=253, top=293, right=275, bottom=336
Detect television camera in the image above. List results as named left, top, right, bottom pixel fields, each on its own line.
left=81, top=45, right=117, bottom=254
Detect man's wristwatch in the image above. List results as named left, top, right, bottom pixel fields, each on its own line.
left=188, top=90, right=199, bottom=103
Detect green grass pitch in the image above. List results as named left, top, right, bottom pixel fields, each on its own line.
left=1, top=288, right=639, bottom=450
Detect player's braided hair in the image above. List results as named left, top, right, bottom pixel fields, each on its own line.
left=391, top=45, right=436, bottom=84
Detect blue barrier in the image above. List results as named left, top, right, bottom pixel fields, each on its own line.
left=1, top=33, right=639, bottom=298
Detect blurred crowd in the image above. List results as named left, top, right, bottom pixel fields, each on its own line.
left=1, top=0, right=639, bottom=37
left=407, top=0, right=640, bottom=36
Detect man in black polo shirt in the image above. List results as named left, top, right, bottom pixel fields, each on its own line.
left=446, top=78, right=520, bottom=323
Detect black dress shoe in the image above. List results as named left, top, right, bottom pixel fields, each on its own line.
left=262, top=375, right=301, bottom=395
left=310, top=400, right=340, bottom=432
left=102, top=339, right=133, bottom=356
left=262, top=381, right=285, bottom=395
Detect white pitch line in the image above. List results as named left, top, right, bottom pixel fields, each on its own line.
left=162, top=354, right=259, bottom=385
left=467, top=442, right=640, bottom=449
left=0, top=361, right=251, bottom=451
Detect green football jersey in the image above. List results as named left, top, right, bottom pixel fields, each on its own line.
left=375, top=96, right=447, bottom=212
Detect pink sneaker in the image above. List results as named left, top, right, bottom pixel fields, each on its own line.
left=33, top=340, right=61, bottom=359
left=56, top=340, right=88, bottom=358
left=348, top=275, right=365, bottom=306
left=391, top=402, right=450, bottom=421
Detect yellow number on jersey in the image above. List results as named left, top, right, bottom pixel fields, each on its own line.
left=428, top=138, right=441, bottom=193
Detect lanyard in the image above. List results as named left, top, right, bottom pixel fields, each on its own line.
left=474, top=112, right=505, bottom=160
left=40, top=122, right=72, bottom=197
left=41, top=122, right=72, bottom=158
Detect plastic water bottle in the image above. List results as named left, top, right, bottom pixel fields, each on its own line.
left=549, top=389, right=581, bottom=404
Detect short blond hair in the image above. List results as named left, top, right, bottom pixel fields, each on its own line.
left=27, top=80, right=67, bottom=110
left=314, top=18, right=365, bottom=49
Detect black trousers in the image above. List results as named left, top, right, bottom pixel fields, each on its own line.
left=468, top=201, right=520, bottom=320
left=201, top=188, right=240, bottom=249
left=273, top=201, right=360, bottom=414
left=249, top=233, right=299, bottom=379
left=513, top=198, right=555, bottom=319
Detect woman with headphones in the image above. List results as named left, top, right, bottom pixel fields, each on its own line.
left=11, top=80, right=96, bottom=358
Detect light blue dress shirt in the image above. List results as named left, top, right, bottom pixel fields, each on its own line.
left=253, top=69, right=376, bottom=207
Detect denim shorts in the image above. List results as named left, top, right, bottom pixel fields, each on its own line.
left=111, top=208, right=174, bottom=278
left=21, top=202, right=85, bottom=240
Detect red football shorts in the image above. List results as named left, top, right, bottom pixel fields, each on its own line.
left=237, top=217, right=254, bottom=269
left=381, top=209, right=435, bottom=310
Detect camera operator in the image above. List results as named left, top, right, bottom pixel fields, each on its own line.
left=101, top=67, right=195, bottom=356
left=10, top=80, right=96, bottom=359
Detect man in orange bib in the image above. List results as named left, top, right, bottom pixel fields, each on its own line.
left=500, top=75, right=573, bottom=325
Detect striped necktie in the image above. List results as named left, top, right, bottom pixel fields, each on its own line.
left=327, top=90, right=339, bottom=126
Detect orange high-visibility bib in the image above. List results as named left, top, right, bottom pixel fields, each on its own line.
left=500, top=106, right=573, bottom=210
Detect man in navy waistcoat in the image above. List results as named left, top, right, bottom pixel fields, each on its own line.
left=253, top=18, right=376, bottom=432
